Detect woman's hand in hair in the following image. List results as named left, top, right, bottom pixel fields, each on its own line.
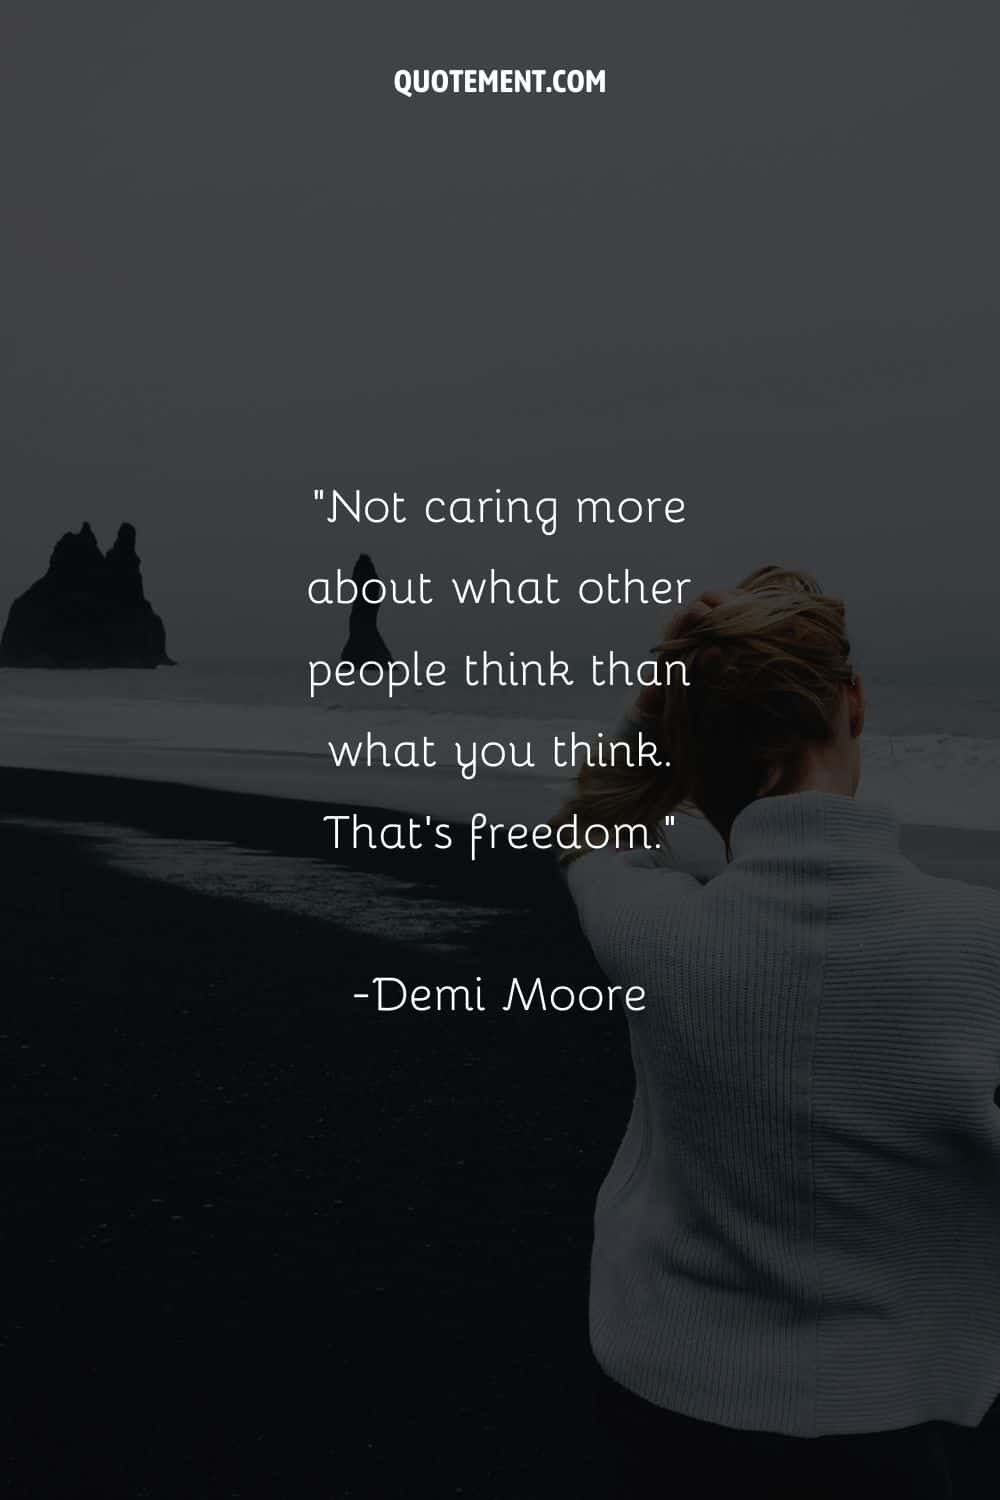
left=669, top=588, right=744, bottom=637
left=630, top=588, right=745, bottom=724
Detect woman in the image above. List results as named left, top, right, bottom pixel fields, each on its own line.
left=554, top=567, right=1000, bottom=1498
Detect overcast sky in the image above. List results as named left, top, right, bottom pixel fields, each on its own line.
left=3, top=2, right=999, bottom=665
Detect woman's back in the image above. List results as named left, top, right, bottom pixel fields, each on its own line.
left=571, top=790, right=1000, bottom=1437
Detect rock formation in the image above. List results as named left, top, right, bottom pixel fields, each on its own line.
left=339, top=552, right=393, bottom=667
left=0, top=521, right=174, bottom=668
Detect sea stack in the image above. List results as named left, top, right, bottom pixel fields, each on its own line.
left=339, top=552, right=393, bottom=667
left=0, top=521, right=174, bottom=668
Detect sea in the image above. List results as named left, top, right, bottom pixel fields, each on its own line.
left=1, top=657, right=999, bottom=833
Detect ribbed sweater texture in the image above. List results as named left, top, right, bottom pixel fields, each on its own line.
left=567, top=792, right=1000, bottom=1436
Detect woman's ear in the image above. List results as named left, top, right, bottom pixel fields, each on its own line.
left=847, top=675, right=866, bottom=739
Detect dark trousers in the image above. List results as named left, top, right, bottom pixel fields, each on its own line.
left=591, top=1365, right=1000, bottom=1499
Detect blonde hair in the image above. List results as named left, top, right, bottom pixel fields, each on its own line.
left=553, top=566, right=854, bottom=858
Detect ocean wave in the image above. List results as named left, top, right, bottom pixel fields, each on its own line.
left=3, top=819, right=505, bottom=950
left=859, top=733, right=1000, bottom=830
left=2, top=689, right=999, bottom=831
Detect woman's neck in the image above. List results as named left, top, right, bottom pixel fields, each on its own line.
left=788, top=746, right=857, bottom=798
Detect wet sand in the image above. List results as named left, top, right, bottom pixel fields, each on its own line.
left=4, top=766, right=999, bottom=1496
left=1, top=768, right=621, bottom=1497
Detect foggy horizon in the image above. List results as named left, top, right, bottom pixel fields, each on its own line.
left=4, top=5, right=999, bottom=666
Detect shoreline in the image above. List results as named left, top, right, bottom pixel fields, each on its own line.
left=3, top=675, right=1000, bottom=834
left=1, top=765, right=615, bottom=1495
left=2, top=763, right=1000, bottom=891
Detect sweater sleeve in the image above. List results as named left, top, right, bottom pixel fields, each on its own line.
left=564, top=847, right=702, bottom=973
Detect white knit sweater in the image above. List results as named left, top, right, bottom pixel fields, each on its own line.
left=567, top=791, right=1000, bottom=1436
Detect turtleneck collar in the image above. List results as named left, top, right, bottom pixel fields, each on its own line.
left=729, top=792, right=901, bottom=861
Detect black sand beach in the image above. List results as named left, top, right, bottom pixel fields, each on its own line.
left=5, top=767, right=1000, bottom=1497
left=2, top=768, right=623, bottom=1498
